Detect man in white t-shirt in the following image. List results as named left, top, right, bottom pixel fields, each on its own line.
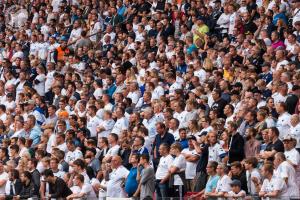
left=290, top=114, right=300, bottom=151
left=104, top=133, right=120, bottom=162
left=86, top=105, right=101, bottom=138
left=259, top=163, right=289, bottom=199
left=155, top=143, right=174, bottom=198
left=207, top=131, right=223, bottom=163
left=283, top=135, right=300, bottom=166
left=169, top=143, right=186, bottom=198
left=276, top=102, right=291, bottom=139
left=274, top=152, right=300, bottom=198
left=67, top=174, right=96, bottom=200
left=106, top=156, right=129, bottom=198
left=65, top=140, right=83, bottom=166
left=181, top=136, right=199, bottom=192
left=244, top=157, right=261, bottom=196
left=97, top=110, right=115, bottom=138
left=111, top=107, right=128, bottom=135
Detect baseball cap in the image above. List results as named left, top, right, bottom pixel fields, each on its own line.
left=60, top=36, right=68, bottom=42
left=282, top=134, right=295, bottom=141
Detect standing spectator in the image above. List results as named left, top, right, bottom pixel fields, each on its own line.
left=244, top=157, right=262, bottom=196
left=155, top=143, right=174, bottom=199
left=125, top=154, right=139, bottom=197
left=135, top=154, right=155, bottom=199
left=227, top=122, right=245, bottom=163
left=273, top=152, right=299, bottom=198
left=290, top=114, right=300, bottom=152
left=106, top=155, right=129, bottom=198
left=244, top=128, right=261, bottom=158
left=283, top=135, right=300, bottom=167
left=259, top=163, right=288, bottom=199
left=181, top=135, right=199, bottom=192
left=261, top=127, right=284, bottom=161
left=168, top=143, right=186, bottom=199
left=276, top=102, right=291, bottom=139
left=153, top=122, right=175, bottom=164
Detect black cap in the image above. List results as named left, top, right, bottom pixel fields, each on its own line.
left=199, top=131, right=208, bottom=137
left=214, top=0, right=221, bottom=3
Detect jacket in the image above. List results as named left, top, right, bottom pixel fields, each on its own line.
left=228, top=132, right=245, bottom=163
left=19, top=181, right=39, bottom=199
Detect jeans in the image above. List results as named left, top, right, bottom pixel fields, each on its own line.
left=155, top=180, right=169, bottom=200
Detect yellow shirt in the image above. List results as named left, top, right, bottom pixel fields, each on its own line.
left=193, top=24, right=209, bottom=47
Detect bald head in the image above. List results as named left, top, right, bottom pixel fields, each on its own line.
left=111, top=155, right=122, bottom=168
left=275, top=152, right=286, bottom=163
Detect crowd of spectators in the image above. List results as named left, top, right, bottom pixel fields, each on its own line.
left=0, top=0, right=299, bottom=199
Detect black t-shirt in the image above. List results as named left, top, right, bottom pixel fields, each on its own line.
left=244, top=21, right=257, bottom=34
left=232, top=55, right=243, bottom=64
left=211, top=98, right=227, bottom=118
left=49, top=177, right=73, bottom=198
left=285, top=94, right=299, bottom=114
left=265, top=139, right=284, bottom=160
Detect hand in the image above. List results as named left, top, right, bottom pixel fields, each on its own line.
left=192, top=140, right=198, bottom=146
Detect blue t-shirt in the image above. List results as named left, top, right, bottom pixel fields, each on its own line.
left=125, top=167, right=138, bottom=197
left=205, top=175, right=220, bottom=193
